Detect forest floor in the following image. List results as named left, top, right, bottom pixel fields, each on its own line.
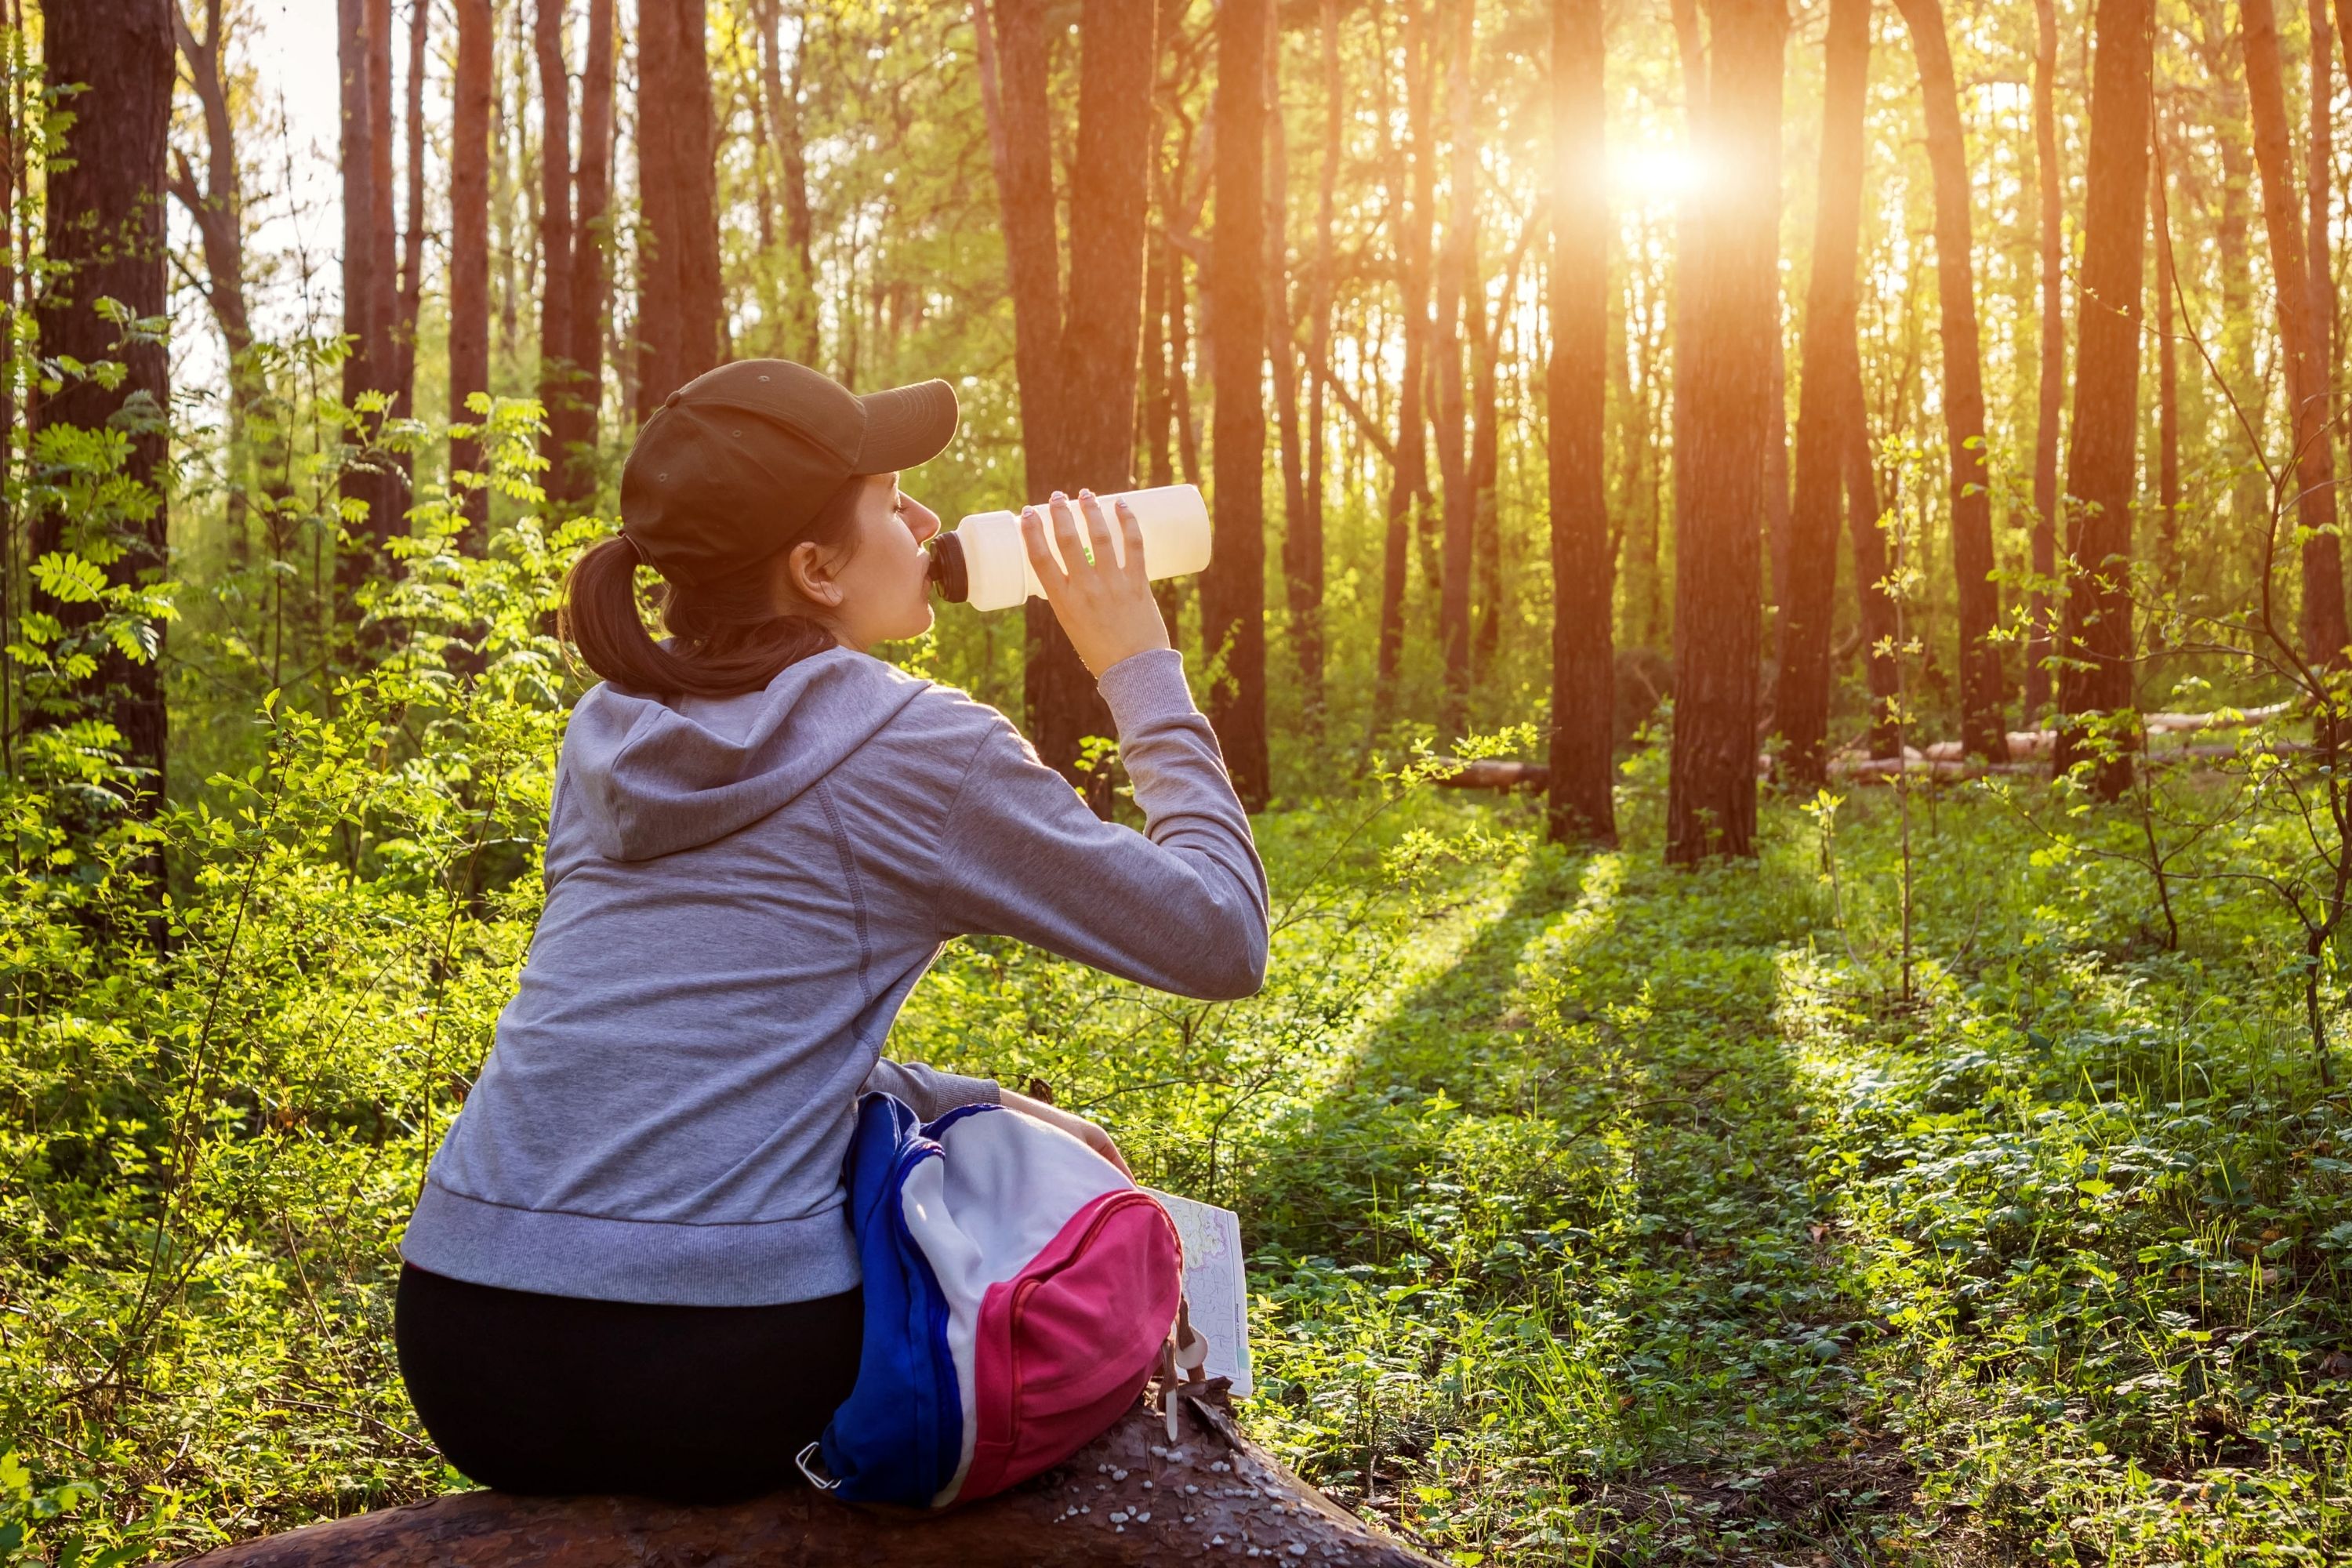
left=935, top=768, right=2352, bottom=1567
left=8, top=749, right=2352, bottom=1566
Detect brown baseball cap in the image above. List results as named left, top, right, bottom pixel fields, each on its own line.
left=617, top=358, right=959, bottom=588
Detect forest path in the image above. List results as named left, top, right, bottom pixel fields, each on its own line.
left=1242, top=847, right=1926, bottom=1566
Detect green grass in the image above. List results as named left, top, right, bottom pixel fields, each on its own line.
left=8, top=749, right=2352, bottom=1564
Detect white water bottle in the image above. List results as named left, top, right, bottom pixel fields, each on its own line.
left=926, top=483, right=1212, bottom=612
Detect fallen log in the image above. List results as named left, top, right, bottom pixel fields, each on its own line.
left=1432, top=759, right=1548, bottom=791
left=174, top=1385, right=1439, bottom=1568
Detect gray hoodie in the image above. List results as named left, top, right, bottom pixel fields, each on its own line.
left=398, top=646, right=1267, bottom=1307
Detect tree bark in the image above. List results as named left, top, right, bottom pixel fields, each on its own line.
left=1205, top=0, right=1270, bottom=806
left=2154, top=117, right=2181, bottom=606
left=1296, top=0, right=1339, bottom=724
left=1432, top=0, right=1477, bottom=734
left=2193, top=0, right=2270, bottom=572
left=1374, top=3, right=1436, bottom=728
left=451, top=0, right=493, bottom=535
left=169, top=1390, right=1439, bottom=1568
left=169, top=0, right=256, bottom=556
left=975, top=0, right=1161, bottom=796
left=1666, top=0, right=1784, bottom=864
left=2053, top=0, right=2154, bottom=797
left=634, top=0, right=725, bottom=417
left=396, top=0, right=426, bottom=419
left=337, top=0, right=401, bottom=563
left=1893, top=0, right=2004, bottom=757
left=33, top=0, right=173, bottom=803
left=554, top=0, right=613, bottom=503
left=1265, top=21, right=1316, bottom=731
left=535, top=0, right=575, bottom=497
left=2025, top=0, right=2063, bottom=720
left=1547, top=0, right=1615, bottom=845
left=1844, top=387, right=1900, bottom=759
left=1774, top=0, right=1871, bottom=788
left=1468, top=228, right=1504, bottom=677
left=2242, top=0, right=2348, bottom=667
left=756, top=0, right=819, bottom=362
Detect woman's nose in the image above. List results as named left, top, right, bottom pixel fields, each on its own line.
left=908, top=499, right=942, bottom=544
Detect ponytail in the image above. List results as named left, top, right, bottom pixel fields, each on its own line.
left=558, top=534, right=837, bottom=699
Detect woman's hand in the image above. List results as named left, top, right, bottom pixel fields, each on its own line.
left=1019, top=490, right=1172, bottom=679
left=997, top=1087, right=1134, bottom=1181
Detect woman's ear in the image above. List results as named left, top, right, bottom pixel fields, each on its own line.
left=782, top=539, right=845, bottom=610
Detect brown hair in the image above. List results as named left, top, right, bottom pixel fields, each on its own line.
left=561, top=474, right=873, bottom=698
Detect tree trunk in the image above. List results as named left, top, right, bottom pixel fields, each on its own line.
left=975, top=0, right=1160, bottom=796
left=1206, top=0, right=1271, bottom=807
left=1266, top=18, right=1314, bottom=734
left=2025, top=0, right=2063, bottom=720
left=2155, top=118, right=2181, bottom=606
left=757, top=0, right=819, bottom=362
left=2052, top=0, right=2154, bottom=797
left=2194, top=0, right=2270, bottom=568
left=33, top=0, right=173, bottom=803
left=1893, top=0, right=2004, bottom=758
left=1374, top=4, right=1436, bottom=728
left=168, top=0, right=256, bottom=556
left=1666, top=0, right=1784, bottom=864
left=554, top=0, right=613, bottom=503
left=1547, top=0, right=1615, bottom=845
left=1432, top=0, right=1477, bottom=734
left=1297, top=0, right=1338, bottom=724
left=1845, top=388, right=1900, bottom=758
left=397, top=0, right=426, bottom=418
left=1774, top=0, right=1871, bottom=788
left=337, top=0, right=401, bottom=566
left=535, top=0, right=575, bottom=496
left=2243, top=0, right=2348, bottom=667
left=451, top=0, right=493, bottom=535
left=1468, top=237, right=1503, bottom=678
left=634, top=0, right=725, bottom=416
left=166, top=1390, right=1439, bottom=1568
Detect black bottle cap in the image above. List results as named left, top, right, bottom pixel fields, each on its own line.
left=927, top=532, right=969, bottom=604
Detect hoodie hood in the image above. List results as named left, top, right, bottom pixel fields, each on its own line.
left=565, top=647, right=932, bottom=861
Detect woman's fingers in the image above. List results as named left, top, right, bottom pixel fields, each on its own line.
left=1018, top=506, right=1068, bottom=593
left=1079, top=489, right=1117, bottom=571
left=1047, top=492, right=1089, bottom=573
left=1116, top=499, right=1148, bottom=582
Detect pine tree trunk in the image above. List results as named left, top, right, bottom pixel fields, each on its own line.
left=1665, top=0, right=1784, bottom=863
left=2194, top=0, right=2270, bottom=566
left=1206, top=0, right=1271, bottom=807
left=1845, top=390, right=1900, bottom=758
left=396, top=0, right=426, bottom=419
left=337, top=0, right=400, bottom=568
left=1432, top=0, right=1477, bottom=734
left=1374, top=4, right=1436, bottom=728
left=1891, top=0, right=2003, bottom=757
left=535, top=0, right=576, bottom=497
left=2242, top=0, right=2347, bottom=666
left=633, top=0, right=724, bottom=415
left=1266, top=22, right=1315, bottom=734
left=756, top=0, right=818, bottom=363
left=2053, top=0, right=2154, bottom=797
left=2025, top=0, right=2063, bottom=720
left=1547, top=0, right=1616, bottom=845
left=1774, top=0, right=1871, bottom=788
left=2155, top=119, right=2182, bottom=605
left=32, top=0, right=173, bottom=805
left=451, top=0, right=493, bottom=535
left=168, top=0, right=256, bottom=556
left=555, top=0, right=612, bottom=502
left=1296, top=0, right=1338, bottom=722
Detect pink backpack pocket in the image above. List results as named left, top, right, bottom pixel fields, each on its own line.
left=960, top=1189, right=1183, bottom=1501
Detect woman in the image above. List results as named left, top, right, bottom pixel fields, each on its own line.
left=394, top=359, right=1268, bottom=1503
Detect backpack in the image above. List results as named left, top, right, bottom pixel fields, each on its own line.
left=800, top=1092, right=1184, bottom=1508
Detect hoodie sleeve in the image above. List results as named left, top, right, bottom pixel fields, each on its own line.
left=932, top=648, right=1270, bottom=1000
left=862, top=1057, right=1000, bottom=1119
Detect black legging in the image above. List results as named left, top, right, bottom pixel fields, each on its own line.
left=394, top=1262, right=863, bottom=1503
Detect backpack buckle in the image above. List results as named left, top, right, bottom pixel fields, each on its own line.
left=796, top=1440, right=841, bottom=1491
